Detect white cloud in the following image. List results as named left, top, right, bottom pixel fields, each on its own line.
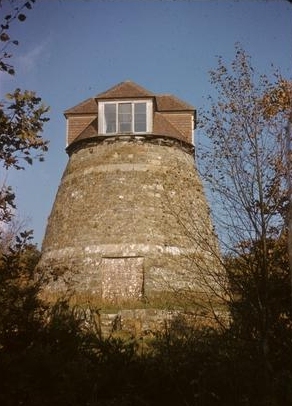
left=16, top=39, right=51, bottom=74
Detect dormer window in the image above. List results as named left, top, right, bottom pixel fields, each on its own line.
left=98, top=100, right=152, bottom=135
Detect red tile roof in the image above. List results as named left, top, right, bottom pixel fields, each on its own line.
left=153, top=113, right=186, bottom=141
left=65, top=81, right=195, bottom=146
left=75, top=118, right=98, bottom=141
left=156, top=94, right=194, bottom=111
left=64, top=98, right=98, bottom=115
left=65, top=81, right=195, bottom=114
left=95, top=80, right=155, bottom=99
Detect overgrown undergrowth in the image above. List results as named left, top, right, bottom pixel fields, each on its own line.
left=0, top=295, right=291, bottom=406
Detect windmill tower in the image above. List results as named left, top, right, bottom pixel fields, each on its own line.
left=38, top=81, right=222, bottom=313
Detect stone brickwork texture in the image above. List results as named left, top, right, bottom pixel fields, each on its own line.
left=39, top=135, right=221, bottom=306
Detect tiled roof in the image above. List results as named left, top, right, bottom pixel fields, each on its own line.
left=65, top=81, right=195, bottom=146
left=153, top=113, right=186, bottom=140
left=64, top=98, right=98, bottom=115
left=75, top=118, right=98, bottom=142
left=156, top=95, right=194, bottom=111
left=65, top=81, right=195, bottom=115
left=72, top=113, right=187, bottom=145
left=95, top=80, right=155, bottom=99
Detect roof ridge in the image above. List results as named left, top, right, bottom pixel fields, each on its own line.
left=95, top=80, right=155, bottom=99
left=95, top=80, right=125, bottom=97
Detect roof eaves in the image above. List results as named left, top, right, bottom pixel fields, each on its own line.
left=153, top=112, right=187, bottom=140
left=72, top=118, right=98, bottom=142
left=64, top=98, right=98, bottom=116
left=156, top=94, right=194, bottom=112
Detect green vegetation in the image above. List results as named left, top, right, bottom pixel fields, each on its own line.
left=0, top=247, right=291, bottom=405
left=0, top=0, right=49, bottom=224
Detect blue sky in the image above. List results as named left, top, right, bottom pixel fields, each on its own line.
left=1, top=0, right=291, bottom=247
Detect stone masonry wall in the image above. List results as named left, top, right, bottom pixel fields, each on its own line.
left=38, top=136, right=222, bottom=306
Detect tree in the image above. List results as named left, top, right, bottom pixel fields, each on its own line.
left=0, top=0, right=49, bottom=223
left=0, top=230, right=45, bottom=351
left=0, top=0, right=36, bottom=75
left=0, top=0, right=50, bottom=372
left=199, top=44, right=291, bottom=404
left=261, top=78, right=292, bottom=312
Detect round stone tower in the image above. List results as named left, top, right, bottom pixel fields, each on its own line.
left=38, top=81, right=222, bottom=311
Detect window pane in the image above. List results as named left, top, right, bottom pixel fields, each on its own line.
left=134, top=103, right=146, bottom=132
left=118, top=103, right=132, bottom=133
left=104, top=104, right=116, bottom=133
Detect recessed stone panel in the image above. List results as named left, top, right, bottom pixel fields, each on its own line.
left=100, top=257, right=144, bottom=303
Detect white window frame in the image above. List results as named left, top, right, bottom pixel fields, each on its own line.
left=98, top=100, right=153, bottom=135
